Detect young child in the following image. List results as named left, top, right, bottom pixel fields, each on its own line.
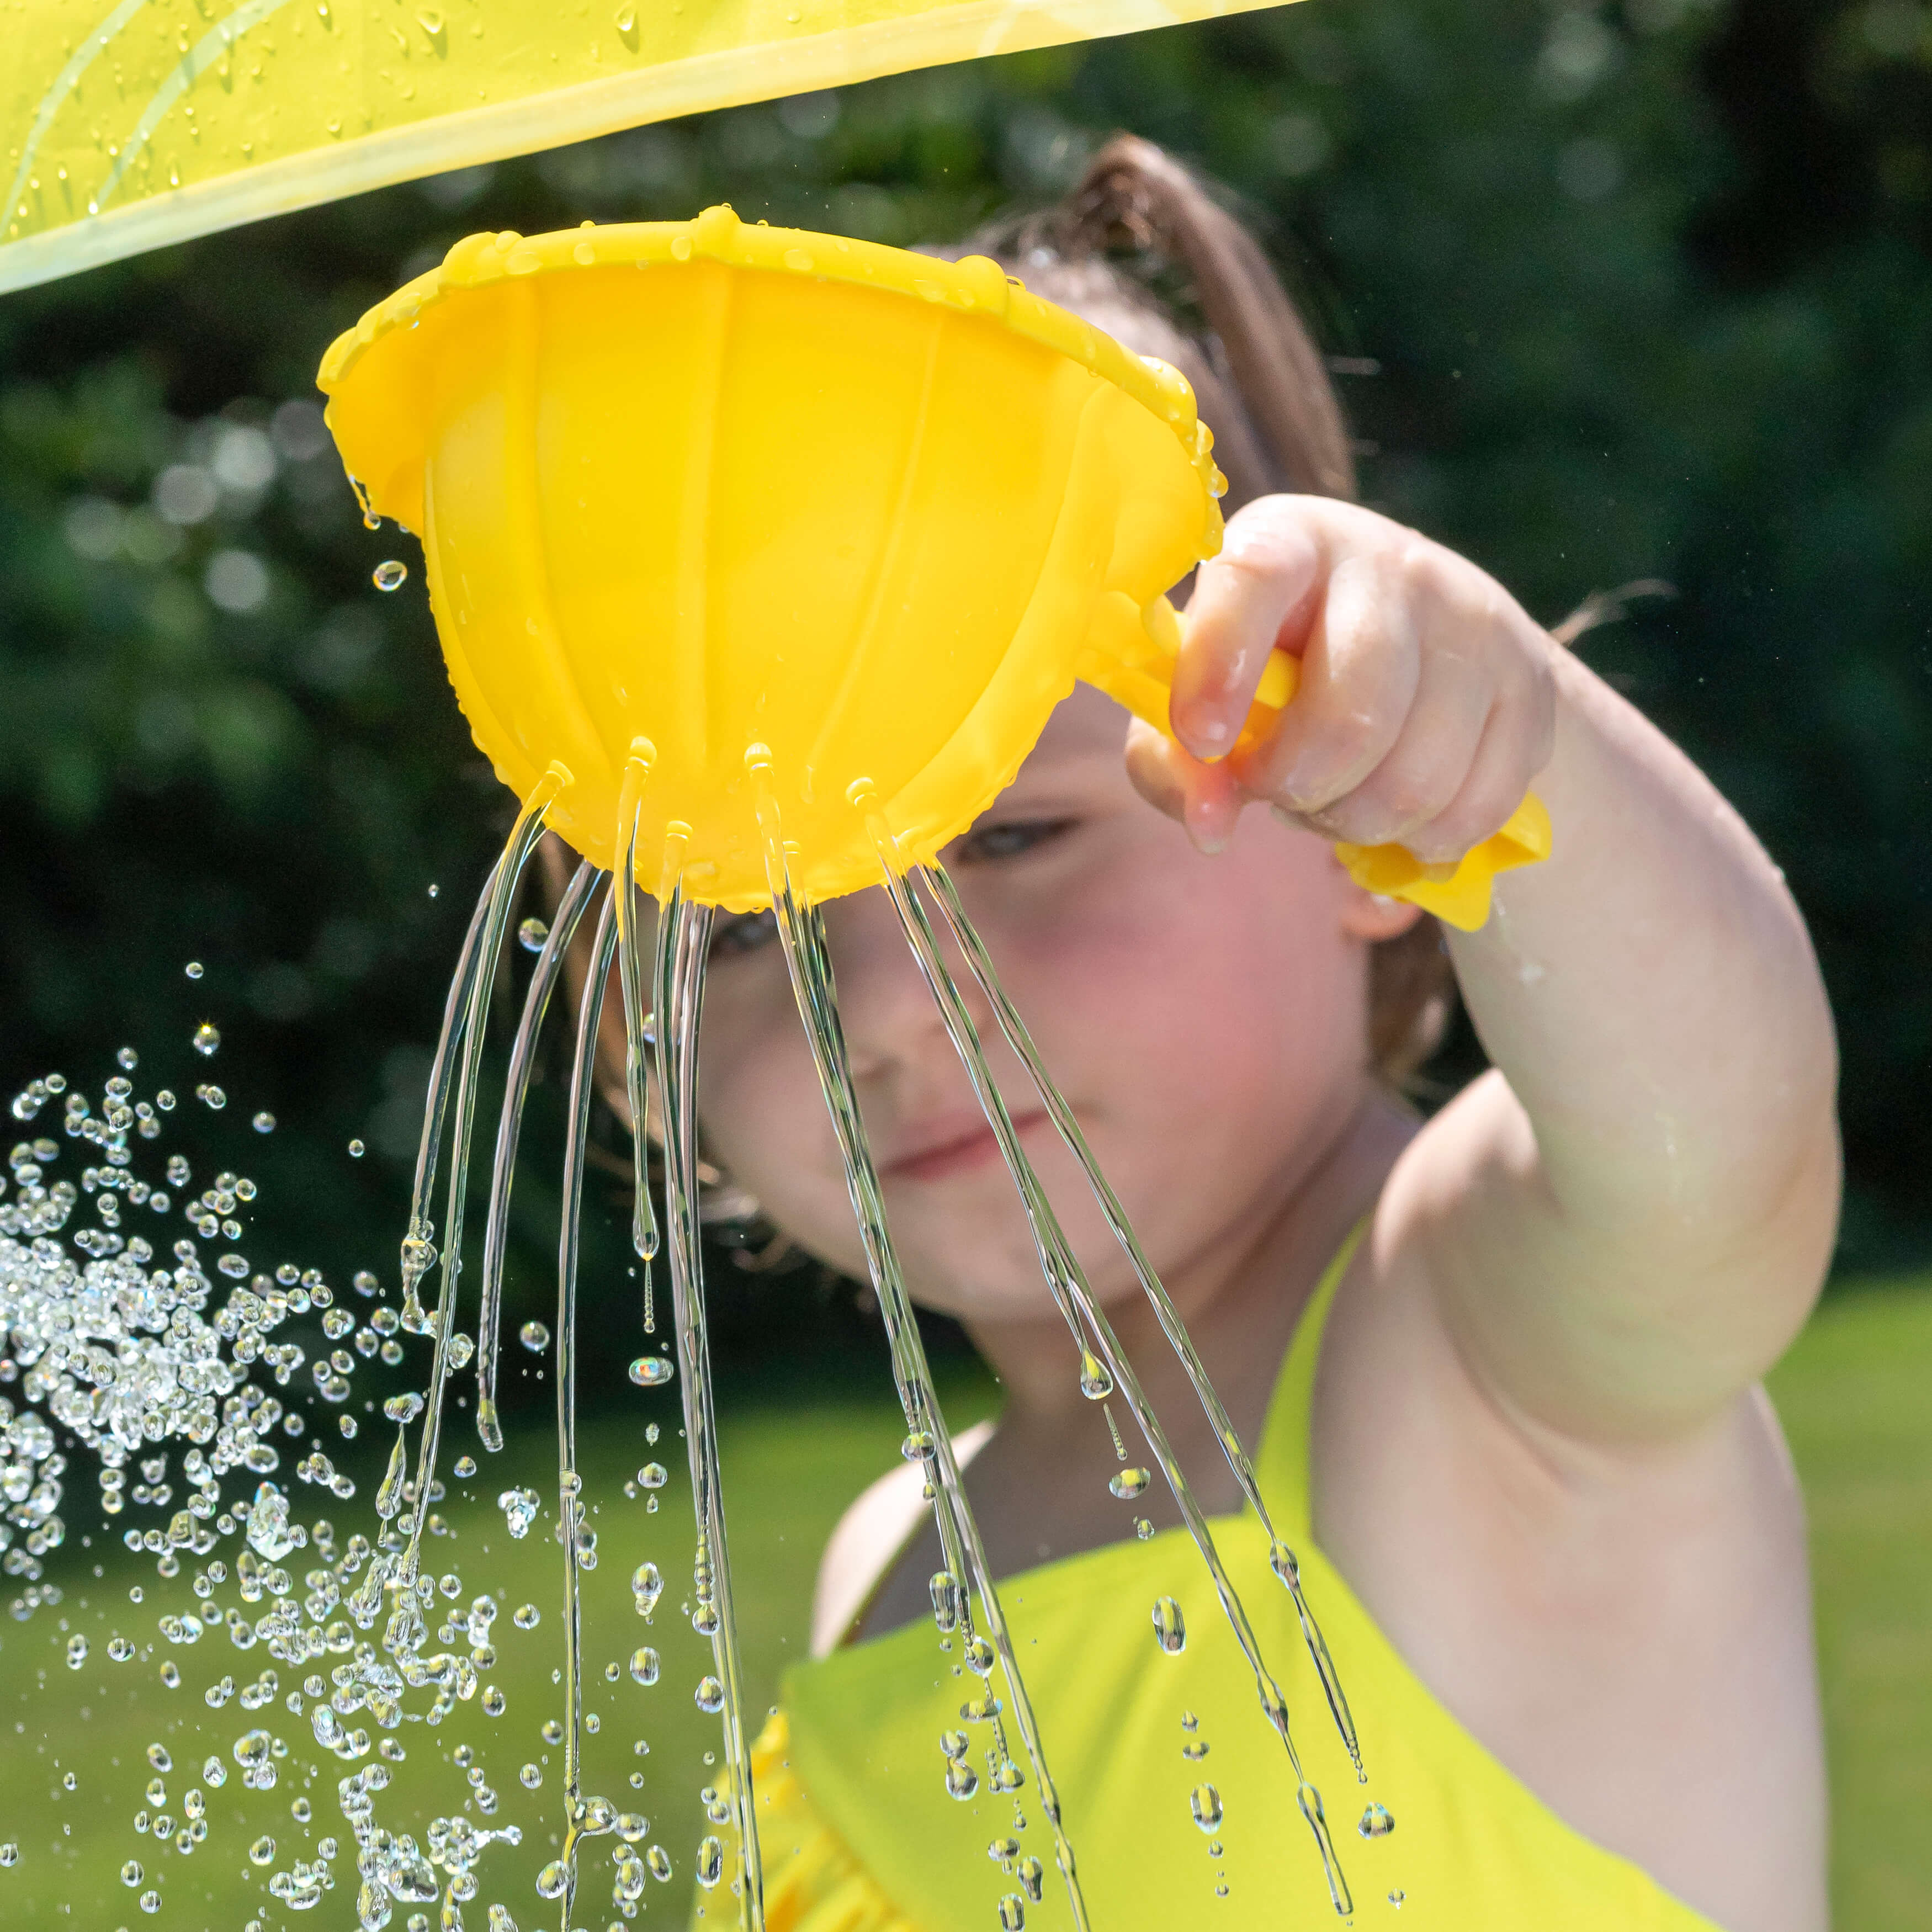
left=664, top=139, right=1837, bottom=1932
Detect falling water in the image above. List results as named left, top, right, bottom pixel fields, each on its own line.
left=611, top=744, right=662, bottom=1323
left=751, top=752, right=1094, bottom=1932
left=863, top=816, right=1355, bottom=1915
left=537, top=868, right=621, bottom=1924
left=476, top=859, right=604, bottom=1453
left=395, top=765, right=569, bottom=1607
left=649, top=867, right=764, bottom=1926
left=920, top=860, right=1366, bottom=1785
left=6, top=739, right=1385, bottom=1929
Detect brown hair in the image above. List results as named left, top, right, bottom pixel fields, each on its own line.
left=965, top=135, right=1452, bottom=1086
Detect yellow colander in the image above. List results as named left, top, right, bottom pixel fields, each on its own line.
left=318, top=205, right=1545, bottom=923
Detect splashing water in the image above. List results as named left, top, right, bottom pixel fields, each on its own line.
left=8, top=736, right=1376, bottom=1932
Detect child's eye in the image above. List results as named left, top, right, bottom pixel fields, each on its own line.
left=708, top=907, right=780, bottom=959
left=951, top=817, right=1078, bottom=866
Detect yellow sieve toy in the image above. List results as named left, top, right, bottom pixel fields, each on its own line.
left=318, top=204, right=1546, bottom=929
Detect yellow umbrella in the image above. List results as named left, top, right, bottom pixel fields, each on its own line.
left=2, top=0, right=1298, bottom=295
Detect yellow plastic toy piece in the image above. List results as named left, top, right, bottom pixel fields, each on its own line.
left=319, top=207, right=1544, bottom=926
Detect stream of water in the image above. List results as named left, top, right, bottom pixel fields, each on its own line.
left=1, top=728, right=1390, bottom=1931
left=863, top=816, right=1355, bottom=1916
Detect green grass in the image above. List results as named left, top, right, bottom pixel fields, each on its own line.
left=1768, top=1277, right=1932, bottom=1930
left=0, top=1287, right=1925, bottom=1932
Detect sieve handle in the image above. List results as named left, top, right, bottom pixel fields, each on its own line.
left=1078, top=592, right=1549, bottom=932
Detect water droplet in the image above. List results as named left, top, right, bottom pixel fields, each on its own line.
left=783, top=247, right=814, bottom=272
left=416, top=6, right=443, bottom=33
left=638, top=1461, right=667, bottom=1489
left=195, top=1084, right=226, bottom=1110
left=1358, top=1802, right=1394, bottom=1839
left=944, top=1759, right=979, bottom=1800
left=373, top=560, right=407, bottom=591
left=497, top=1488, right=540, bottom=1538
left=249, top=1834, right=275, bottom=1865
left=1078, top=1350, right=1113, bottom=1399
left=999, top=1896, right=1026, bottom=1931
left=963, top=1634, right=995, bottom=1678
left=65, top=1633, right=88, bottom=1668
left=518, top=1320, right=550, bottom=1352
left=1109, top=1467, right=1150, bottom=1500
left=696, top=1835, right=724, bottom=1888
left=383, top=1392, right=424, bottom=1423
left=1389, top=1890, right=1406, bottom=1909
left=614, top=1, right=636, bottom=26
left=481, top=1685, right=506, bottom=1716
left=928, top=1569, right=962, bottom=1634
left=139, top=1891, right=161, bottom=1915
left=1134, top=1517, right=1154, bottom=1539
left=427, top=883, right=440, bottom=898
left=694, top=1676, right=724, bottom=1713
left=670, top=234, right=692, bottom=261
left=1017, top=1856, right=1044, bottom=1903
left=121, top=1859, right=142, bottom=1885
left=519, top=1762, right=541, bottom=1788
left=1183, top=1738, right=1209, bottom=1760
left=900, top=1429, right=933, bottom=1462
left=147, top=1744, right=172, bottom=1772
left=646, top=1845, right=672, bottom=1882
left=1190, top=1784, right=1223, bottom=1834
left=534, top=1860, right=567, bottom=1899
left=184, top=961, right=204, bottom=980
left=517, top=915, right=549, bottom=952
left=629, top=1355, right=673, bottom=1387
left=252, top=1111, right=275, bottom=1134
left=347, top=1138, right=365, bottom=1158
left=454, top=1455, right=476, bottom=1477
left=192, top=1023, right=220, bottom=1056
left=629, top=1645, right=659, bottom=1685
left=631, top=1560, right=663, bottom=1619
left=1152, top=1596, right=1186, bottom=1655
left=988, top=1837, right=1019, bottom=1864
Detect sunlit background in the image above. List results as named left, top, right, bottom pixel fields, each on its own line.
left=2, top=0, right=1929, bottom=1925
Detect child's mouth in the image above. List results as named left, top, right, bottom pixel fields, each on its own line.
left=880, top=1108, right=1051, bottom=1183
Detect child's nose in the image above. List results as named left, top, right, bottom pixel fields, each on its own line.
left=820, top=884, right=986, bottom=1083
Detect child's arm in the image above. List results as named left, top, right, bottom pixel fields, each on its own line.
left=1133, top=495, right=1839, bottom=1445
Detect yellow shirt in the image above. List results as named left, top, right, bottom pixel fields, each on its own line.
left=717, top=1238, right=1719, bottom=1931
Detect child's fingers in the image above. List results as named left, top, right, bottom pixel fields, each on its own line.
left=1400, top=687, right=1551, bottom=865
left=1289, top=631, right=1494, bottom=852
left=1170, top=497, right=1322, bottom=761
left=1234, top=550, right=1421, bottom=815
left=1124, top=719, right=1245, bottom=853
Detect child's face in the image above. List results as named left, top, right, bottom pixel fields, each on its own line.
left=694, top=684, right=1390, bottom=1328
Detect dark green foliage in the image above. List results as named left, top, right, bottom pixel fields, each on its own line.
left=2, top=0, right=1928, bottom=1337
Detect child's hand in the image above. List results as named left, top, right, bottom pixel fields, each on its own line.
left=1126, top=496, right=1558, bottom=861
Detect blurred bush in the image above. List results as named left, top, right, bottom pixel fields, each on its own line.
left=2, top=0, right=1929, bottom=1314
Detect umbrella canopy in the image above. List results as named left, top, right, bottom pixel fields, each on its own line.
left=2, top=0, right=1293, bottom=295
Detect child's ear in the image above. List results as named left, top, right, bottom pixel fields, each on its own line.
left=1336, top=861, right=1428, bottom=943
